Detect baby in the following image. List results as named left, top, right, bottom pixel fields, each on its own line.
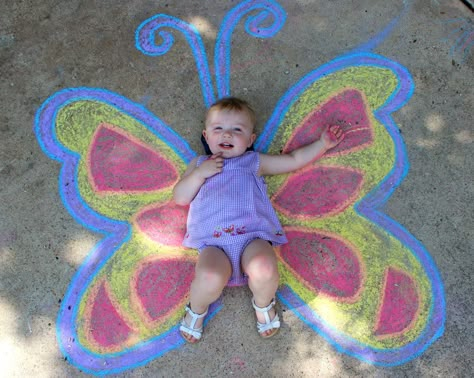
left=173, top=97, right=344, bottom=342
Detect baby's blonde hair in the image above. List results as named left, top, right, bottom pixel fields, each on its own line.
left=206, top=97, right=257, bottom=128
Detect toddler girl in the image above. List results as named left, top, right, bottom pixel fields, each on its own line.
left=173, top=97, right=344, bottom=342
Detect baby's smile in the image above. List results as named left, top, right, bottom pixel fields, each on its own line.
left=219, top=142, right=234, bottom=149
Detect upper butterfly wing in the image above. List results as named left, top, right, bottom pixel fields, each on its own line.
left=37, top=89, right=191, bottom=219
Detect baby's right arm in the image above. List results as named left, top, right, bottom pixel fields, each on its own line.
left=172, top=152, right=223, bottom=205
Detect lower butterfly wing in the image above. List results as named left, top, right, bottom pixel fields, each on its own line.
left=35, top=88, right=218, bottom=374
left=257, top=54, right=445, bottom=366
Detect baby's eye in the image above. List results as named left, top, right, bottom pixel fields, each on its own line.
left=233, top=128, right=242, bottom=132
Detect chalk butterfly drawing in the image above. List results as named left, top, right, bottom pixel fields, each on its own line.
left=35, top=0, right=444, bottom=374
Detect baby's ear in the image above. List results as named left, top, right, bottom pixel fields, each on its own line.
left=248, top=133, right=257, bottom=147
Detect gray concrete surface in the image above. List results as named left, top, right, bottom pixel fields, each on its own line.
left=1, top=0, right=473, bottom=377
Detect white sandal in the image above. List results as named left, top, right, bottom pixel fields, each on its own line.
left=180, top=303, right=208, bottom=343
left=252, top=298, right=280, bottom=338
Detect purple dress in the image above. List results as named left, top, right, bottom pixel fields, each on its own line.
left=183, top=151, right=287, bottom=285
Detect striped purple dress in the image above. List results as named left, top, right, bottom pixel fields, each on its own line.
left=183, top=151, right=287, bottom=285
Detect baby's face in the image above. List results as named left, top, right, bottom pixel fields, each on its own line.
left=203, top=109, right=256, bottom=158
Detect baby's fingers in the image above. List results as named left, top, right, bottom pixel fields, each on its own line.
left=328, top=125, right=344, bottom=141
left=210, top=152, right=223, bottom=160
left=210, top=157, right=223, bottom=172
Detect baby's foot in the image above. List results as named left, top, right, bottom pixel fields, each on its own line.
left=252, top=298, right=281, bottom=338
left=255, top=306, right=278, bottom=337
left=179, top=304, right=208, bottom=343
left=181, top=313, right=202, bottom=343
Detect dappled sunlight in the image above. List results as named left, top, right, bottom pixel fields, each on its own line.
left=0, top=299, right=23, bottom=376
left=187, top=16, right=217, bottom=39
left=446, top=152, right=466, bottom=168
left=414, top=113, right=445, bottom=148
left=0, top=246, right=15, bottom=266
left=412, top=111, right=472, bottom=161
left=64, top=232, right=100, bottom=267
left=0, top=299, right=63, bottom=376
left=282, top=313, right=390, bottom=376
left=415, top=138, right=440, bottom=148
left=0, top=240, right=72, bottom=376
left=454, top=130, right=473, bottom=144
left=302, top=300, right=373, bottom=347
left=292, top=339, right=343, bottom=376
left=425, top=113, right=445, bottom=133
left=0, top=232, right=81, bottom=375
left=308, top=17, right=328, bottom=31
left=308, top=299, right=346, bottom=329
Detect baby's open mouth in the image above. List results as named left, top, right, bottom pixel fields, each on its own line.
left=219, top=143, right=234, bottom=149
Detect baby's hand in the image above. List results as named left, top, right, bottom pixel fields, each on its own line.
left=322, top=125, right=344, bottom=149
left=197, top=152, right=224, bottom=179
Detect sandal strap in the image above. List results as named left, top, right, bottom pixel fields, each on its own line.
left=257, top=314, right=280, bottom=333
left=184, top=303, right=208, bottom=328
left=180, top=303, right=208, bottom=340
left=252, top=298, right=276, bottom=313
left=179, top=323, right=203, bottom=340
left=252, top=298, right=280, bottom=333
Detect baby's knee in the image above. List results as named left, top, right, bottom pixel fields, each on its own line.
left=197, top=267, right=229, bottom=291
left=246, top=254, right=279, bottom=281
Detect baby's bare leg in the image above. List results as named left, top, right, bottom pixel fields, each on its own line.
left=182, top=246, right=231, bottom=342
left=190, top=246, right=232, bottom=311
left=241, top=239, right=279, bottom=336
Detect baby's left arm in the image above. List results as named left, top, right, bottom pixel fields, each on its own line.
left=258, top=125, right=344, bottom=176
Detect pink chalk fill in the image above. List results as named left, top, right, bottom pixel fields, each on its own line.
left=134, top=258, right=195, bottom=321
left=280, top=229, right=362, bottom=299
left=89, top=124, right=178, bottom=192
left=89, top=282, right=132, bottom=348
left=273, top=166, right=363, bottom=219
left=283, top=89, right=373, bottom=155
left=136, top=203, right=188, bottom=246
left=375, top=268, right=419, bottom=336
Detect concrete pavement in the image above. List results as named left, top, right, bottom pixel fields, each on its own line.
left=1, top=0, right=473, bottom=376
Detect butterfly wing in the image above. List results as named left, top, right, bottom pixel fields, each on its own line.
left=256, top=53, right=445, bottom=366
left=35, top=88, right=223, bottom=374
